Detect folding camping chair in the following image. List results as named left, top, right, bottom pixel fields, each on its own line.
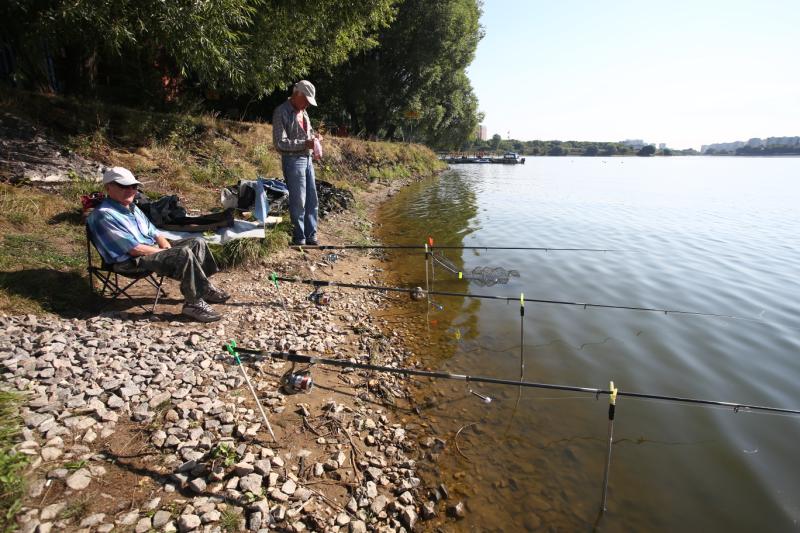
left=86, top=225, right=165, bottom=313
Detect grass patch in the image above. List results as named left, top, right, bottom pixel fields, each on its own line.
left=0, top=89, right=444, bottom=316
left=0, top=391, right=28, bottom=532
left=210, top=222, right=290, bottom=268
left=220, top=507, right=244, bottom=532
left=58, top=497, right=90, bottom=522
left=64, top=459, right=88, bottom=471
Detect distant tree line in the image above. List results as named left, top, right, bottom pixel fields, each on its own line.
left=734, top=145, right=800, bottom=156
left=0, top=0, right=483, bottom=150
left=462, top=136, right=697, bottom=156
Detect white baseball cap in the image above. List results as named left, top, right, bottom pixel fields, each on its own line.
left=293, top=80, right=317, bottom=106
left=102, top=166, right=141, bottom=186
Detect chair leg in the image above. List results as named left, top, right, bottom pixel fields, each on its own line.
left=149, top=276, right=165, bottom=314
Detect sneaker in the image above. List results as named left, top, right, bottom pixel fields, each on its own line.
left=205, top=285, right=231, bottom=304
left=291, top=240, right=305, bottom=246
left=307, top=239, right=319, bottom=246
left=182, top=299, right=221, bottom=323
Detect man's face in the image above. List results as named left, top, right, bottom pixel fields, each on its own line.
left=291, top=92, right=309, bottom=110
left=106, top=181, right=138, bottom=206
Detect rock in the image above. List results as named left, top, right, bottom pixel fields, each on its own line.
left=233, top=462, right=254, bottom=476
left=349, top=520, right=367, bottom=533
left=79, top=513, right=106, bottom=528
left=447, top=501, right=466, bottom=519
left=118, top=510, right=140, bottom=525
left=280, top=478, right=297, bottom=496
left=201, top=510, right=220, bottom=523
left=401, top=507, right=418, bottom=530
left=336, top=513, right=350, bottom=526
left=421, top=501, right=437, bottom=519
left=365, top=481, right=378, bottom=498
left=238, top=473, right=263, bottom=494
left=370, top=495, right=388, bottom=515
left=149, top=391, right=172, bottom=408
left=189, top=477, right=207, bottom=493
left=66, top=468, right=92, bottom=490
left=398, top=491, right=414, bottom=506
left=153, top=510, right=172, bottom=528
left=365, top=467, right=382, bottom=481
left=253, top=459, right=271, bottom=475
left=178, top=514, right=201, bottom=531
left=135, top=517, right=152, bottom=533
left=40, top=502, right=66, bottom=521
left=40, top=447, right=63, bottom=461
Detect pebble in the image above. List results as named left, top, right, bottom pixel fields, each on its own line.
left=135, top=517, right=152, bottom=533
left=153, top=510, right=172, bottom=528
left=65, top=468, right=91, bottom=490
left=0, top=281, right=431, bottom=533
left=178, top=514, right=201, bottom=531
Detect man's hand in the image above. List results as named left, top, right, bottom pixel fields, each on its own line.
left=130, top=243, right=164, bottom=257
left=156, top=235, right=172, bottom=250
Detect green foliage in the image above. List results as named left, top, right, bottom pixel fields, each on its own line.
left=315, top=0, right=484, bottom=150
left=58, top=498, right=90, bottom=522
left=220, top=508, right=244, bottom=532
left=64, top=459, right=88, bottom=471
left=0, top=390, right=28, bottom=532
left=1, top=0, right=397, bottom=98
left=637, top=145, right=656, bottom=156
left=210, top=443, right=238, bottom=467
left=209, top=222, right=290, bottom=269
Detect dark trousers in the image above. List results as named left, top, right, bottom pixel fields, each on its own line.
left=114, top=237, right=218, bottom=302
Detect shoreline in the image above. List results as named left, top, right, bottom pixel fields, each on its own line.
left=1, top=177, right=445, bottom=532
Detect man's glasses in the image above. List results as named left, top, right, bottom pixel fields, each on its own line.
left=114, top=183, right=138, bottom=190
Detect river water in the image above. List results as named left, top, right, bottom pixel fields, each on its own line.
left=375, top=157, right=800, bottom=532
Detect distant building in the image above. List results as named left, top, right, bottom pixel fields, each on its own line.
left=621, top=139, right=645, bottom=149
left=478, top=125, right=488, bottom=141
left=658, top=143, right=667, bottom=150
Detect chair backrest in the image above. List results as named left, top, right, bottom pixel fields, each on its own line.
left=85, top=224, right=108, bottom=271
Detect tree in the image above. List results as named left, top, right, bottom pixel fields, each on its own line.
left=1, top=0, right=397, bottom=100
left=637, top=145, right=656, bottom=156
left=490, top=134, right=502, bottom=150
left=313, top=0, right=484, bottom=149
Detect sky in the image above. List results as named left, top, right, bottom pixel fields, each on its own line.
left=467, top=0, right=800, bottom=149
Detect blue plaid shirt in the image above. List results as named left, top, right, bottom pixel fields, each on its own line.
left=87, top=198, right=160, bottom=264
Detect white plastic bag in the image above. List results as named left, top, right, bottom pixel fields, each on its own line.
left=313, top=137, right=323, bottom=160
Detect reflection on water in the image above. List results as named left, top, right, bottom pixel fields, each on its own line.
left=375, top=158, right=800, bottom=532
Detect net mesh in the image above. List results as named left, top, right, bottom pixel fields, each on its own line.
left=432, top=253, right=520, bottom=287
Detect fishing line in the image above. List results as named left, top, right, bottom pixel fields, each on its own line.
left=270, top=275, right=762, bottom=322
left=290, top=244, right=621, bottom=252
left=223, top=344, right=800, bottom=417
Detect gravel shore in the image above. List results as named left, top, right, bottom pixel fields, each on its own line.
left=1, top=204, right=455, bottom=532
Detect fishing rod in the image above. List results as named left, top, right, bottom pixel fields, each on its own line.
left=271, top=275, right=759, bottom=321
left=290, top=244, right=620, bottom=252
left=223, top=344, right=800, bottom=417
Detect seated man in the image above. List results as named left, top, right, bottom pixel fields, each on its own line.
left=87, top=167, right=230, bottom=322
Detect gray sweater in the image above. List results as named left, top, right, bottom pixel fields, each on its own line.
left=272, top=99, right=313, bottom=155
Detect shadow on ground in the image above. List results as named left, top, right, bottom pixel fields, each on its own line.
left=0, top=268, right=179, bottom=318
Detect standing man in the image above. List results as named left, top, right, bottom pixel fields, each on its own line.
left=272, top=80, right=322, bottom=246
left=87, top=167, right=230, bottom=322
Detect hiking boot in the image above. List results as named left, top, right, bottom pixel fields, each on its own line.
left=291, top=239, right=305, bottom=246
left=204, top=285, right=231, bottom=304
left=182, top=299, right=221, bottom=323
left=307, top=239, right=319, bottom=246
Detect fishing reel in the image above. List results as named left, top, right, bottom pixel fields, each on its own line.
left=281, top=369, right=314, bottom=394
left=307, top=287, right=330, bottom=305
left=410, top=286, right=427, bottom=301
